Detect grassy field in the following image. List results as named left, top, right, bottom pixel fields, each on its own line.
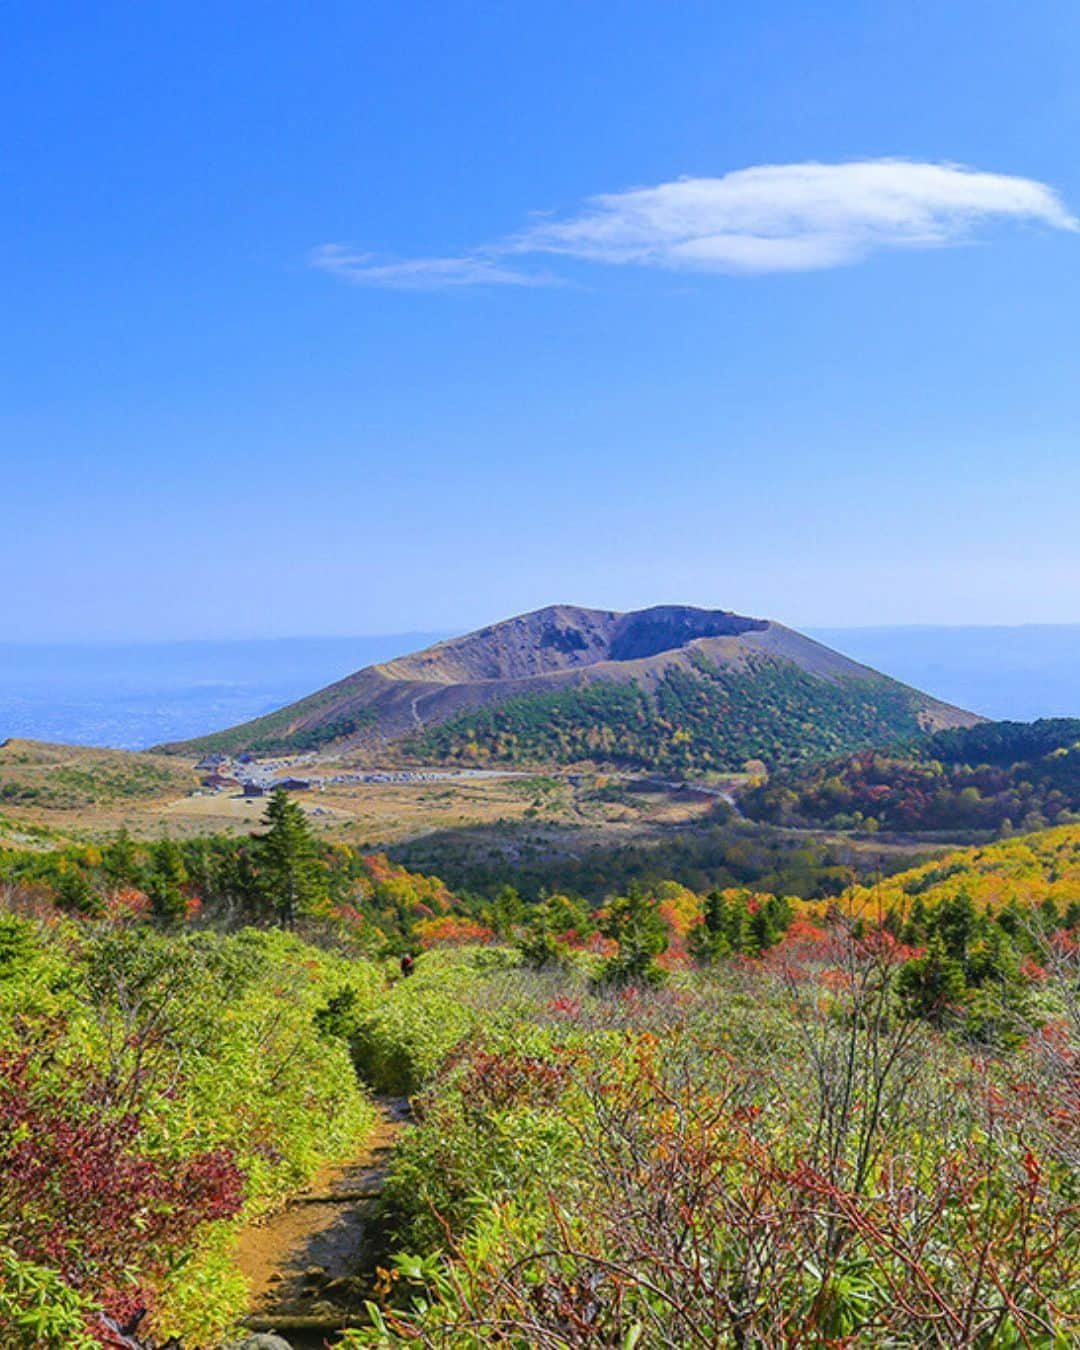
left=0, top=740, right=734, bottom=845
left=0, top=739, right=197, bottom=834
left=154, top=771, right=594, bottom=844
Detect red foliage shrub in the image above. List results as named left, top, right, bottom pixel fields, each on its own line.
left=655, top=949, right=690, bottom=971
left=334, top=903, right=367, bottom=926
left=459, top=1048, right=569, bottom=1111
left=1020, top=955, right=1050, bottom=981
left=782, top=916, right=829, bottom=944
left=104, top=888, right=152, bottom=923
left=0, top=1043, right=244, bottom=1326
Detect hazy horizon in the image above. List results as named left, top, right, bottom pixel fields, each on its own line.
left=10, top=618, right=1080, bottom=648
left=4, top=622, right=1080, bottom=750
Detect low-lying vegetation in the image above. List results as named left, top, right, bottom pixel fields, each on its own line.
left=0, top=918, right=380, bottom=1346
left=2, top=797, right=1078, bottom=1346
left=390, top=812, right=927, bottom=905
left=0, top=793, right=461, bottom=948
left=342, top=905, right=1080, bottom=1346
left=0, top=740, right=195, bottom=812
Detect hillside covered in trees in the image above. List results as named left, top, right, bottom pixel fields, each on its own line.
left=844, top=818, right=1080, bottom=921
left=407, top=657, right=950, bottom=773
left=741, top=717, right=1080, bottom=836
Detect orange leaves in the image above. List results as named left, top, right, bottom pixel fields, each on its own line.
left=1020, top=955, right=1050, bottom=982
left=783, top=915, right=830, bottom=944
left=359, top=851, right=455, bottom=915
left=458, top=1048, right=569, bottom=1111
left=104, top=887, right=151, bottom=923
left=412, top=915, right=494, bottom=948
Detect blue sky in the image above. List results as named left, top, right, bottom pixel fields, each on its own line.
left=4, top=1, right=1080, bottom=640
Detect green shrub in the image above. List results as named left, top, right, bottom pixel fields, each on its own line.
left=0, top=923, right=384, bottom=1345
left=0, top=1248, right=99, bottom=1350
left=347, top=949, right=500, bottom=1094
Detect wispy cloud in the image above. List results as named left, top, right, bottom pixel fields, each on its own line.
left=309, top=244, right=545, bottom=289
left=313, top=160, right=1078, bottom=289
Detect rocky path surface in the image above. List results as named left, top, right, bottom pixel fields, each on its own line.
left=231, top=1097, right=411, bottom=1348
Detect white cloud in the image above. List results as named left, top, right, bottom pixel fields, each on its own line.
left=314, top=160, right=1077, bottom=288
left=309, top=244, right=544, bottom=289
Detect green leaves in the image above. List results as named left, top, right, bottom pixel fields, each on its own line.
left=0, top=1248, right=100, bottom=1350
left=0, top=925, right=381, bottom=1346
left=595, top=884, right=669, bottom=988
left=409, top=660, right=928, bottom=774
left=257, top=787, right=331, bottom=925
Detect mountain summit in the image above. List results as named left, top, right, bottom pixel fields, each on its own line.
left=164, top=605, right=981, bottom=771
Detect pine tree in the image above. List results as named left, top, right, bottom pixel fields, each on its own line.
left=102, top=828, right=138, bottom=887
left=597, top=883, right=668, bottom=987
left=258, top=788, right=328, bottom=928
left=896, top=935, right=967, bottom=1024
left=748, top=903, right=780, bottom=955
left=726, top=891, right=755, bottom=954
left=902, top=896, right=930, bottom=946
left=936, top=889, right=977, bottom=961
left=490, top=884, right=525, bottom=938
left=518, top=899, right=569, bottom=970
left=146, top=838, right=188, bottom=924
left=55, top=866, right=103, bottom=918
left=222, top=844, right=267, bottom=921
left=690, top=890, right=731, bottom=963
left=1038, top=895, right=1062, bottom=933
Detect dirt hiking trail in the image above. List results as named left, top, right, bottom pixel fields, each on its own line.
left=232, top=1097, right=410, bottom=1347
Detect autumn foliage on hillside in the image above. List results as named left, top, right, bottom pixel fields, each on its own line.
left=742, top=719, right=1080, bottom=836
left=843, top=823, right=1080, bottom=919
left=2, top=803, right=1080, bottom=1344
left=0, top=793, right=463, bottom=951
left=407, top=659, right=930, bottom=774
left=348, top=930, right=1080, bottom=1347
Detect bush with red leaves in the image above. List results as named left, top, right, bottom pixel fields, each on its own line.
left=0, top=1040, right=244, bottom=1330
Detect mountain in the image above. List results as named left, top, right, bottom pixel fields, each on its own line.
left=161, top=605, right=981, bottom=771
